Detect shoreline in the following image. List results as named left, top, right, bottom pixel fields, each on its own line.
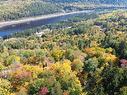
left=0, top=6, right=127, bottom=29
left=0, top=10, right=93, bottom=29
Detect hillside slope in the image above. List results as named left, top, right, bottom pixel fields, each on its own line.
left=0, top=11, right=127, bottom=95
left=0, top=0, right=126, bottom=21
left=0, top=0, right=63, bottom=21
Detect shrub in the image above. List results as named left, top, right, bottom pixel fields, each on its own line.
left=23, top=65, right=43, bottom=79
left=52, top=48, right=64, bottom=61
left=28, top=78, right=45, bottom=95
left=10, top=68, right=32, bottom=89
left=120, top=86, right=127, bottom=95
left=5, top=55, right=20, bottom=66
left=39, top=87, right=49, bottom=95
left=84, top=58, right=98, bottom=72
left=0, top=78, right=11, bottom=95
left=0, top=63, right=5, bottom=71
left=65, top=49, right=74, bottom=61
left=71, top=59, right=84, bottom=72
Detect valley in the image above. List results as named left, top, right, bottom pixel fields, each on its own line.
left=0, top=0, right=127, bottom=95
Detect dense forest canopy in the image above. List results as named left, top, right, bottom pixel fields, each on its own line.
left=0, top=0, right=63, bottom=21
left=0, top=10, right=127, bottom=95
left=0, top=0, right=127, bottom=95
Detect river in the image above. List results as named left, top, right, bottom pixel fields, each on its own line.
left=0, top=8, right=126, bottom=37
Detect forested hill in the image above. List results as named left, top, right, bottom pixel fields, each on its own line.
left=0, top=0, right=126, bottom=21
left=0, top=0, right=63, bottom=21
left=45, top=0, right=127, bottom=5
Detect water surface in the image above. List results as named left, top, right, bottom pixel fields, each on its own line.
left=0, top=8, right=126, bottom=37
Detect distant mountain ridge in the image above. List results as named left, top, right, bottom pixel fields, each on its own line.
left=44, top=0, right=127, bottom=5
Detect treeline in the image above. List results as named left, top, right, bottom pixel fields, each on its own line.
left=44, top=0, right=127, bottom=5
